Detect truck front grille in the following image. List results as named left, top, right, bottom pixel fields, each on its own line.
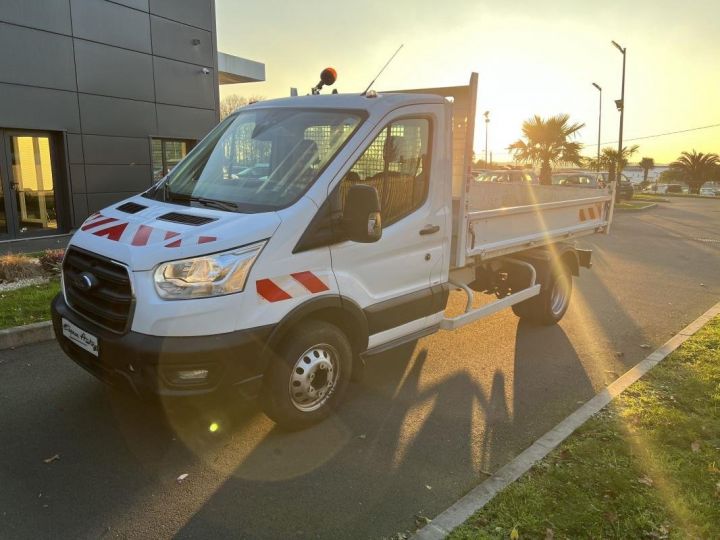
left=63, top=248, right=134, bottom=333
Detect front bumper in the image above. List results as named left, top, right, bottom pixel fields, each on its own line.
left=51, top=294, right=273, bottom=399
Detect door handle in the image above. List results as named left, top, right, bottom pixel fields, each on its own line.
left=419, top=224, right=440, bottom=235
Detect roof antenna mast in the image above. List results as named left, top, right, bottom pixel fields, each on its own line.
left=362, top=44, right=404, bottom=95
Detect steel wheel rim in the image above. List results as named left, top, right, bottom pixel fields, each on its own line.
left=289, top=344, right=340, bottom=412
left=550, top=272, right=571, bottom=316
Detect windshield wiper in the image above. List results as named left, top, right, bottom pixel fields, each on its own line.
left=164, top=188, right=239, bottom=212
left=191, top=197, right=239, bottom=212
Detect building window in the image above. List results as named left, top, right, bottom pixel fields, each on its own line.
left=0, top=130, right=66, bottom=238
left=152, top=139, right=194, bottom=181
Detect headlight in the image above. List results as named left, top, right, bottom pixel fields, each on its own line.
left=154, top=241, right=265, bottom=300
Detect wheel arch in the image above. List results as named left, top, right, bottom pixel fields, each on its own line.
left=262, top=295, right=369, bottom=362
left=513, top=243, right=580, bottom=283
left=559, top=247, right=580, bottom=277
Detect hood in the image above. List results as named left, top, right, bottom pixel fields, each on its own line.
left=71, top=196, right=282, bottom=271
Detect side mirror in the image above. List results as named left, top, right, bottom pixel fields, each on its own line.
left=343, top=184, right=382, bottom=243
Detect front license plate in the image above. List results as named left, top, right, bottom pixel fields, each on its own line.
left=61, top=318, right=99, bottom=357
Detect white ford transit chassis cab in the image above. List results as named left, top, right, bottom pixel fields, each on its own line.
left=52, top=74, right=614, bottom=428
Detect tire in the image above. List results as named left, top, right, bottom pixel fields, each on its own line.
left=260, top=320, right=352, bottom=430
left=512, top=261, right=572, bottom=325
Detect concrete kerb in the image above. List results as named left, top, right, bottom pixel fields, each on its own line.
left=413, top=299, right=720, bottom=540
left=0, top=321, right=54, bottom=351
left=615, top=202, right=657, bottom=211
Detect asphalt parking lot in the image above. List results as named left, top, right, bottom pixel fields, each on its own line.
left=1, top=197, right=719, bottom=539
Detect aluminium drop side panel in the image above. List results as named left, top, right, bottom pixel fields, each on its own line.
left=465, top=188, right=614, bottom=261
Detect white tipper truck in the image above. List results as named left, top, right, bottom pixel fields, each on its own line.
left=52, top=72, right=615, bottom=428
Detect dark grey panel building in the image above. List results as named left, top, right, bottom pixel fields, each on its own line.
left=0, top=0, right=264, bottom=251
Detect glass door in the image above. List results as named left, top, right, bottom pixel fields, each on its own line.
left=1, top=131, right=60, bottom=237
left=0, top=136, right=11, bottom=239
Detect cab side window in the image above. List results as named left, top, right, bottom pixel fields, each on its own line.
left=339, top=118, right=430, bottom=226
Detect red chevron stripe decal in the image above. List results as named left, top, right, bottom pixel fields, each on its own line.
left=93, top=222, right=128, bottom=241
left=256, top=279, right=292, bottom=302
left=131, top=225, right=153, bottom=246
left=82, top=217, right=117, bottom=231
left=291, top=271, right=330, bottom=294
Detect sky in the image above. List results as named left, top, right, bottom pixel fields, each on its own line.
left=216, top=0, right=720, bottom=165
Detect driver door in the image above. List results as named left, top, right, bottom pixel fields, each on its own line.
left=329, top=105, right=448, bottom=348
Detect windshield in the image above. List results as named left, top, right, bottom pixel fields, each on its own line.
left=147, top=108, right=364, bottom=212
left=476, top=171, right=534, bottom=183
left=552, top=174, right=597, bottom=186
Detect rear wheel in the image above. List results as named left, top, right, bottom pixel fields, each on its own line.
left=260, top=320, right=352, bottom=430
left=512, top=261, right=572, bottom=325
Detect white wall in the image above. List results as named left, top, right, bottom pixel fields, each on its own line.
left=622, top=165, right=669, bottom=184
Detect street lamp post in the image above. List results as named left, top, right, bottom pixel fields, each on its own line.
left=612, top=40, right=626, bottom=185
left=591, top=83, right=602, bottom=172
left=483, top=111, right=490, bottom=166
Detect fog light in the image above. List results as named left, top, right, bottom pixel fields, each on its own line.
left=175, top=369, right=209, bottom=382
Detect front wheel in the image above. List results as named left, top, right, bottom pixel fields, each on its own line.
left=260, top=320, right=352, bottom=430
left=512, top=262, right=572, bottom=325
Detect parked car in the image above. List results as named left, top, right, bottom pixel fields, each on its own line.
left=699, top=187, right=719, bottom=197
left=617, top=180, right=634, bottom=200
left=552, top=172, right=601, bottom=188
left=596, top=172, right=634, bottom=200
left=474, top=170, right=538, bottom=184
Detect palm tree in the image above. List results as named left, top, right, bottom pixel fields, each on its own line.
left=581, top=156, right=599, bottom=171
left=508, top=114, right=585, bottom=185
left=600, top=145, right=639, bottom=183
left=638, top=157, right=655, bottom=187
left=669, top=150, right=720, bottom=194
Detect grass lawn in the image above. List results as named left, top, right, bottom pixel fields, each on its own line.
left=640, top=192, right=720, bottom=200
left=450, top=316, right=720, bottom=540
left=633, top=194, right=670, bottom=203
left=0, top=279, right=60, bottom=329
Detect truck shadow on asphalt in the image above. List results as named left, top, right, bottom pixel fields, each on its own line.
left=167, top=323, right=600, bottom=538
